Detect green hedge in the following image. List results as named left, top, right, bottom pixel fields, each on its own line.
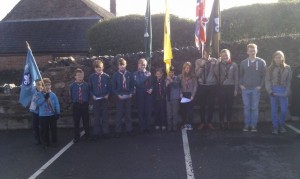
left=88, top=14, right=195, bottom=55
left=221, top=2, right=300, bottom=41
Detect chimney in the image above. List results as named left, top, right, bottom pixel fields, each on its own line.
left=110, top=0, right=116, bottom=15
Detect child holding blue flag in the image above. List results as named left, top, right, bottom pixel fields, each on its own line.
left=29, top=81, right=43, bottom=145
left=36, top=78, right=60, bottom=148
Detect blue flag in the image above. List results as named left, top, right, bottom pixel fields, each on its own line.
left=19, top=48, right=42, bottom=107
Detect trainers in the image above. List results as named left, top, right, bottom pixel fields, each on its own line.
left=251, top=126, right=257, bottom=132
left=187, top=124, right=193, bottom=131
left=243, top=126, right=249, bottom=132
left=155, top=126, right=160, bottom=130
left=279, top=126, right=287, bottom=133
left=197, top=123, right=205, bottom=130
left=207, top=123, right=215, bottom=130
left=162, top=126, right=167, bottom=131
left=272, top=128, right=279, bottom=135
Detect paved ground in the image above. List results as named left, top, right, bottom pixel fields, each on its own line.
left=0, top=121, right=300, bottom=179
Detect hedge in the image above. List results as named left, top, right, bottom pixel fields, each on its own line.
left=221, top=2, right=300, bottom=41
left=88, top=14, right=195, bottom=55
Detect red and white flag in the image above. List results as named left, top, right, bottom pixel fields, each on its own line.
left=195, top=0, right=208, bottom=53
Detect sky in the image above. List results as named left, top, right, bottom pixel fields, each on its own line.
left=0, top=0, right=278, bottom=21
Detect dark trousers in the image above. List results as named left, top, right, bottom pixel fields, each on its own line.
left=93, top=99, right=109, bottom=136
left=155, top=99, right=167, bottom=127
left=115, top=98, right=132, bottom=133
left=181, top=92, right=193, bottom=124
left=218, top=85, right=235, bottom=122
left=32, top=112, right=40, bottom=143
left=198, top=85, right=217, bottom=123
left=39, top=116, right=57, bottom=146
left=73, top=102, right=90, bottom=139
left=136, top=90, right=152, bottom=131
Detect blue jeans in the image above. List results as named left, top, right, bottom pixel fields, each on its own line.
left=242, top=88, right=261, bottom=127
left=270, top=86, right=288, bottom=129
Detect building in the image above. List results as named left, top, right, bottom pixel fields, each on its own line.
left=0, top=0, right=115, bottom=72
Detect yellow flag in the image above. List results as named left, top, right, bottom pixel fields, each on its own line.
left=164, top=0, right=173, bottom=76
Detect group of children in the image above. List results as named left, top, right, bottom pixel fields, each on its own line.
left=30, top=43, right=293, bottom=146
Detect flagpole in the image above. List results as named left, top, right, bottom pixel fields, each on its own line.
left=26, top=41, right=45, bottom=88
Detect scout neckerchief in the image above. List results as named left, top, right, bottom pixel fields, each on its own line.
left=157, top=78, right=162, bottom=96
left=77, top=82, right=83, bottom=104
left=119, top=70, right=127, bottom=90
left=45, top=92, right=56, bottom=114
left=97, top=72, right=103, bottom=93
left=277, top=66, right=284, bottom=86
left=225, top=60, right=232, bottom=79
left=184, top=76, right=190, bottom=90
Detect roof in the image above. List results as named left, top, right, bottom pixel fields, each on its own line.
left=2, top=0, right=115, bottom=21
left=0, top=18, right=100, bottom=54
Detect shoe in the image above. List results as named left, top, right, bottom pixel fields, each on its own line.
left=73, top=138, right=80, bottom=143
left=162, top=126, right=167, bottom=131
left=102, top=134, right=110, bottom=139
left=114, top=133, right=121, bottom=138
left=225, top=121, right=231, bottom=130
left=51, top=142, right=58, bottom=148
left=279, top=126, right=287, bottom=133
left=207, top=123, right=215, bottom=130
left=127, top=131, right=135, bottom=136
left=219, top=122, right=225, bottom=130
left=272, top=128, right=278, bottom=135
left=186, top=124, right=193, bottom=131
left=155, top=126, right=160, bottom=130
left=243, top=126, right=249, bottom=132
left=251, top=126, right=257, bottom=132
left=197, top=123, right=205, bottom=130
left=90, top=135, right=99, bottom=141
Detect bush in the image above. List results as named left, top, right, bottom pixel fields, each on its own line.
left=221, top=2, right=300, bottom=41
left=88, top=14, right=195, bottom=55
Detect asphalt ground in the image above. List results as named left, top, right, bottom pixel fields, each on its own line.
left=0, top=121, right=300, bottom=179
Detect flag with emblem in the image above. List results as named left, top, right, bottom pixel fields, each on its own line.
left=195, top=0, right=208, bottom=55
left=19, top=43, right=42, bottom=107
left=205, top=0, right=220, bottom=58
left=164, top=0, right=173, bottom=76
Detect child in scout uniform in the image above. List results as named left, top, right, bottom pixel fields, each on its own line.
left=218, top=49, right=239, bottom=130
left=36, top=78, right=60, bottom=148
left=265, top=51, right=292, bottom=134
left=180, top=62, right=197, bottom=130
left=69, top=68, right=91, bottom=143
left=153, top=68, right=167, bottom=131
left=89, top=60, right=111, bottom=139
left=166, top=66, right=181, bottom=132
left=112, top=58, right=134, bottom=137
left=133, top=58, right=152, bottom=133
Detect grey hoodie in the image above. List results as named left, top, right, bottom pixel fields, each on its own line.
left=239, top=57, right=266, bottom=89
